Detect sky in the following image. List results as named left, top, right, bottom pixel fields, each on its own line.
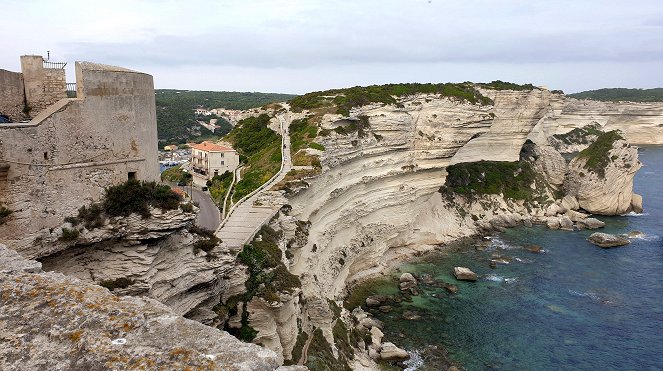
left=2, top=0, right=663, bottom=94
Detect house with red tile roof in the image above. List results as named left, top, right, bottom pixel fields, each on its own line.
left=190, top=141, right=239, bottom=186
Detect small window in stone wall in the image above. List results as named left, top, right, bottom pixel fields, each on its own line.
left=128, top=172, right=136, bottom=180
left=43, top=152, right=48, bottom=160
left=221, top=161, right=224, bottom=165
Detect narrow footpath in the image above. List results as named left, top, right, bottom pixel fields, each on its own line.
left=215, top=114, right=292, bottom=249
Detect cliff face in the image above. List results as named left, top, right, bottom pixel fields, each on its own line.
left=530, top=97, right=663, bottom=146
left=0, top=244, right=282, bottom=371
left=288, top=89, right=557, bottom=299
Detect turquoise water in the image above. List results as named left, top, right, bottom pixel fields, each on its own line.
left=365, top=146, right=663, bottom=370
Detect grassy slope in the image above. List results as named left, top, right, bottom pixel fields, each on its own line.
left=223, top=114, right=282, bottom=202
left=155, top=89, right=295, bottom=145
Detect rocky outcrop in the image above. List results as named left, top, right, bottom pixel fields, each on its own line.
left=520, top=140, right=567, bottom=188
left=565, top=132, right=642, bottom=215
left=0, top=243, right=282, bottom=371
left=247, top=294, right=302, bottom=365
left=38, top=207, right=239, bottom=317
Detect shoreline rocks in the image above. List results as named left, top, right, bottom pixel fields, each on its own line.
left=453, top=267, right=478, bottom=281
left=587, top=233, right=630, bottom=248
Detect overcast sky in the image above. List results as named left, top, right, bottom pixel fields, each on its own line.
left=2, top=0, right=662, bottom=94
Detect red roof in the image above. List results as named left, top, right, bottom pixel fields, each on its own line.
left=191, top=141, right=235, bottom=152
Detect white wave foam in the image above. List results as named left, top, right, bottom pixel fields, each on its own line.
left=485, top=274, right=505, bottom=282
left=568, top=289, right=602, bottom=302
left=621, top=212, right=649, bottom=217
left=403, top=350, right=424, bottom=371
left=489, top=237, right=521, bottom=250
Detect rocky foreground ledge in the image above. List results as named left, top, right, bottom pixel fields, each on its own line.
left=0, top=244, right=302, bottom=371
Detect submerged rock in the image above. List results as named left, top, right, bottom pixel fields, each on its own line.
left=587, top=233, right=630, bottom=248
left=525, top=244, right=544, bottom=253
left=453, top=267, right=478, bottom=281
left=443, top=283, right=459, bottom=294
left=402, top=310, right=422, bottom=320
left=624, top=230, right=645, bottom=239
left=576, top=217, right=606, bottom=230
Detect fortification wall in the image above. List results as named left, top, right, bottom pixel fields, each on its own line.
left=20, top=55, right=67, bottom=116
left=0, top=69, right=25, bottom=121
left=0, top=62, right=159, bottom=259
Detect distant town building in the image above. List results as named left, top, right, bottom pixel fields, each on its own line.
left=163, top=145, right=178, bottom=151
left=190, top=141, right=239, bottom=186
left=194, top=108, right=211, bottom=116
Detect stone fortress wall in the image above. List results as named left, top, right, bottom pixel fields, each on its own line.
left=0, top=69, right=26, bottom=121
left=0, top=56, right=160, bottom=258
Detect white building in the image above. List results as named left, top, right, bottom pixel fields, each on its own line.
left=190, top=141, right=240, bottom=186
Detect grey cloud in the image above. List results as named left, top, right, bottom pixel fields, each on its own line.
left=63, top=27, right=663, bottom=70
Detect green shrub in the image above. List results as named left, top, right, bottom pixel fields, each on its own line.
left=0, top=206, right=12, bottom=225
left=180, top=202, right=194, bottom=213
left=60, top=228, right=80, bottom=241
left=576, top=130, right=624, bottom=177
left=77, top=203, right=104, bottom=229
left=103, top=180, right=181, bottom=218
left=309, top=142, right=325, bottom=151
left=442, top=160, right=539, bottom=200
left=479, top=80, right=536, bottom=91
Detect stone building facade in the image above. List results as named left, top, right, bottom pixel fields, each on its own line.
left=191, top=141, right=240, bottom=187
left=0, top=56, right=159, bottom=258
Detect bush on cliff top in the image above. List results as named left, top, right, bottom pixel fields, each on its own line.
left=289, top=83, right=494, bottom=115
left=576, top=130, right=624, bottom=177
left=103, top=180, right=182, bottom=218
left=67, top=180, right=182, bottom=229
left=551, top=123, right=603, bottom=146
left=478, top=80, right=537, bottom=91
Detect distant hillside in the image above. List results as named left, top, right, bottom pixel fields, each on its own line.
left=568, top=88, right=663, bottom=102
left=155, top=89, right=296, bottom=146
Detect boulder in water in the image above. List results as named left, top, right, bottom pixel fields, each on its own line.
left=587, top=233, right=630, bottom=248
left=454, top=267, right=477, bottom=281
left=576, top=217, right=605, bottom=230
left=380, top=342, right=409, bottom=361
left=559, top=215, right=574, bottom=231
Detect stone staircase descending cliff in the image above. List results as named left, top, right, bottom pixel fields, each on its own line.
left=215, top=115, right=292, bottom=250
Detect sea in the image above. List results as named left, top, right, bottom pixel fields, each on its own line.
left=353, top=145, right=663, bottom=370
